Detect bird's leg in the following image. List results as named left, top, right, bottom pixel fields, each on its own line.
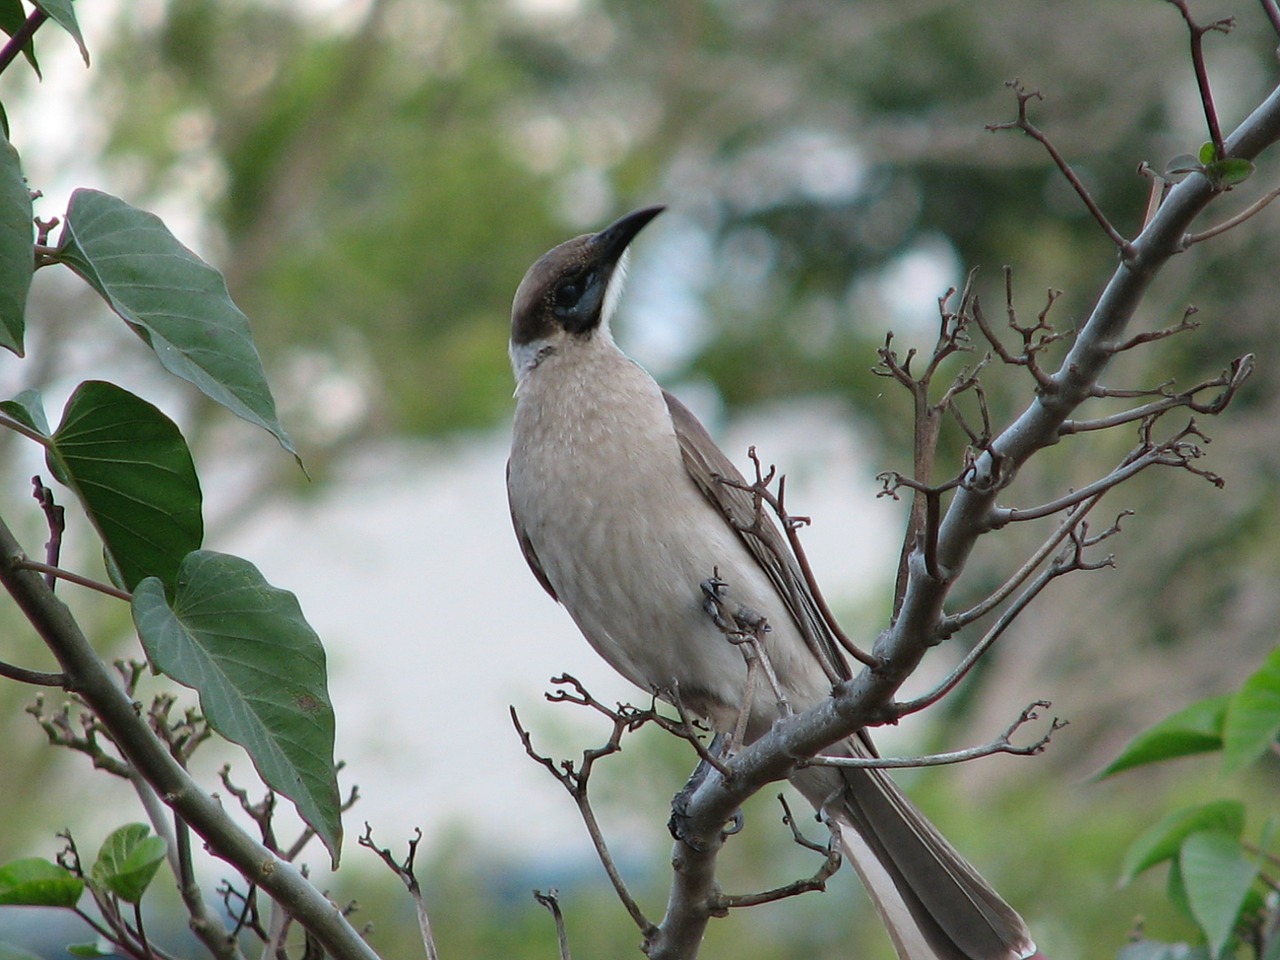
left=700, top=573, right=791, bottom=736
left=668, top=732, right=743, bottom=848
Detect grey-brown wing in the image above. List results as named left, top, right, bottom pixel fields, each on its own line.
left=506, top=459, right=559, bottom=603
left=662, top=389, right=851, bottom=684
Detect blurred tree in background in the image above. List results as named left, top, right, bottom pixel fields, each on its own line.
left=3, top=1, right=1279, bottom=958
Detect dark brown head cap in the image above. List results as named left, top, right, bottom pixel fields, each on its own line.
left=510, top=205, right=665, bottom=346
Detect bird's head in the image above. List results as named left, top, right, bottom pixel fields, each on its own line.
left=510, top=204, right=665, bottom=379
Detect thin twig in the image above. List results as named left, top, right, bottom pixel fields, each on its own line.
left=0, top=658, right=65, bottom=685
left=10, top=559, right=132, bottom=601
left=803, top=701, right=1065, bottom=769
left=1185, top=184, right=1280, bottom=244
left=1060, top=355, right=1253, bottom=435
left=511, top=701, right=656, bottom=938
left=946, top=493, right=1108, bottom=630
left=1166, top=0, right=1235, bottom=158
left=714, top=817, right=842, bottom=908
left=534, top=889, right=573, bottom=960
left=987, top=81, right=1133, bottom=256
left=359, top=825, right=439, bottom=960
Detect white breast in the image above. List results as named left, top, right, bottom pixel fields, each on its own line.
left=508, top=336, right=829, bottom=735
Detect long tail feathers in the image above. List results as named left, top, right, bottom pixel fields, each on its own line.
left=790, top=758, right=1040, bottom=960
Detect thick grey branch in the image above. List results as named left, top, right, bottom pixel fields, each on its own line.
left=644, top=76, right=1280, bottom=960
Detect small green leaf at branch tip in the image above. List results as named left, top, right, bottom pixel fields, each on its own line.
left=1198, top=141, right=1219, bottom=166
left=31, top=0, right=88, bottom=65
left=1095, top=695, right=1227, bottom=779
left=90, top=824, right=166, bottom=904
left=0, top=857, right=85, bottom=907
left=49, top=381, right=203, bottom=595
left=132, top=551, right=342, bottom=866
left=1222, top=647, right=1280, bottom=774
left=1180, top=830, right=1259, bottom=960
left=54, top=189, right=296, bottom=457
left=1210, top=157, right=1254, bottom=188
left=1120, top=800, right=1246, bottom=885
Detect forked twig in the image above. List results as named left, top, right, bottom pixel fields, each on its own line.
left=359, top=825, right=439, bottom=960
left=987, top=81, right=1133, bottom=256
left=534, top=889, right=572, bottom=960
left=804, top=701, right=1065, bottom=769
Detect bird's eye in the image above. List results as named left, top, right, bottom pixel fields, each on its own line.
left=554, top=281, right=581, bottom=308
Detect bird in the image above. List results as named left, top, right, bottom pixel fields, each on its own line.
left=506, top=204, right=1042, bottom=960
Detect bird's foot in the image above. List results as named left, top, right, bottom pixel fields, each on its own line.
left=668, top=733, right=744, bottom=849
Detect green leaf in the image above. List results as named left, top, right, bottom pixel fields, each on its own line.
left=31, top=0, right=87, bottom=65
left=1096, top=695, right=1228, bottom=779
left=1121, top=800, right=1246, bottom=884
left=1198, top=141, right=1218, bottom=165
left=0, top=857, right=84, bottom=907
left=0, top=127, right=31, bottom=357
left=1213, top=157, right=1255, bottom=188
left=1181, top=831, right=1258, bottom=959
left=49, top=381, right=202, bottom=595
left=54, top=189, right=296, bottom=457
left=90, top=824, right=166, bottom=904
left=0, top=0, right=39, bottom=77
left=66, top=946, right=115, bottom=959
left=0, top=388, right=49, bottom=436
left=1223, top=647, right=1280, bottom=773
left=132, top=551, right=342, bottom=865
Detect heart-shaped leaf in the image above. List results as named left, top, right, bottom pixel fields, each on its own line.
left=49, top=381, right=202, bottom=595
left=133, top=551, right=341, bottom=865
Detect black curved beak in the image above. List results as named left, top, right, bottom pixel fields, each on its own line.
left=590, top=205, right=666, bottom=266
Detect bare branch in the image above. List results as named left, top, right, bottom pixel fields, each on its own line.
left=987, top=81, right=1134, bottom=256
left=1061, top=354, right=1253, bottom=436
left=359, top=825, right=440, bottom=960
left=804, top=701, right=1065, bottom=769
left=0, top=658, right=65, bottom=686
left=511, top=699, right=657, bottom=938
left=8, top=558, right=132, bottom=601
left=533, top=889, right=573, bottom=960
left=1108, top=306, right=1201, bottom=353
left=947, top=494, right=1112, bottom=630
left=1185, top=183, right=1280, bottom=244
left=715, top=817, right=842, bottom=909
left=991, top=422, right=1217, bottom=526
